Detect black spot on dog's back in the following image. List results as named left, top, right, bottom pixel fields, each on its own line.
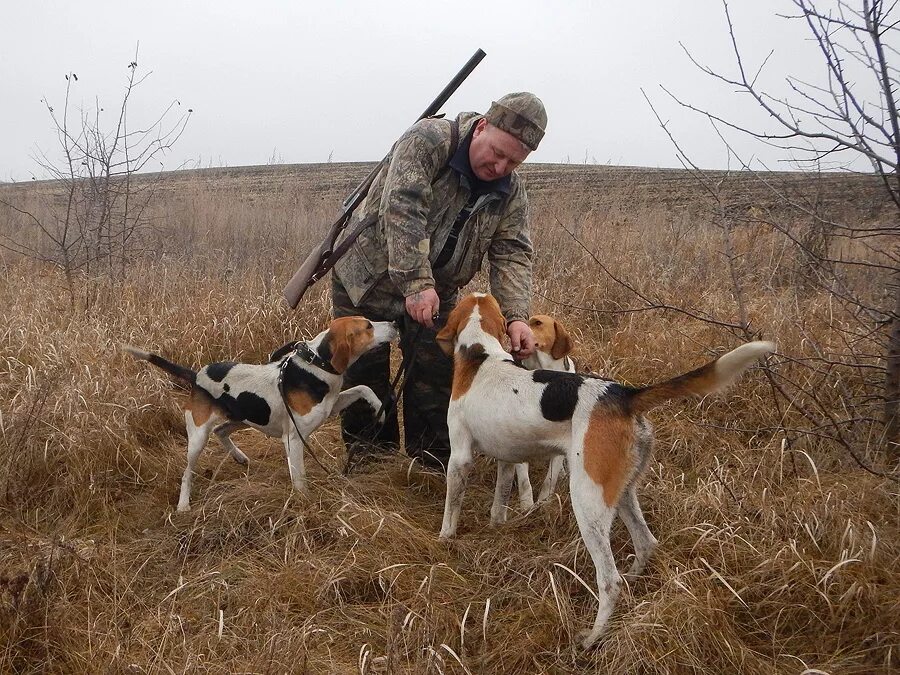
left=533, top=369, right=584, bottom=421
left=206, top=361, right=237, bottom=382
left=282, top=360, right=330, bottom=402
left=532, top=369, right=564, bottom=384
left=218, top=391, right=271, bottom=426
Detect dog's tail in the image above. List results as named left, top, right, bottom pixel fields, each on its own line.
left=626, top=341, right=774, bottom=414
left=122, top=345, right=196, bottom=386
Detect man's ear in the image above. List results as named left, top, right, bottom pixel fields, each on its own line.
left=436, top=325, right=455, bottom=357
left=551, top=321, right=574, bottom=360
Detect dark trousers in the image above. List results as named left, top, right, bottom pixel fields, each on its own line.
left=331, top=275, right=456, bottom=469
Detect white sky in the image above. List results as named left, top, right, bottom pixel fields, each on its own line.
left=0, top=1, right=869, bottom=181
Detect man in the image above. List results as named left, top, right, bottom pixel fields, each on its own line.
left=332, top=92, right=546, bottom=470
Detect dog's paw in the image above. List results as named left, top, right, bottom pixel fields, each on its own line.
left=577, top=628, right=598, bottom=650
left=577, top=627, right=608, bottom=650
left=367, top=399, right=386, bottom=426
left=176, top=503, right=191, bottom=513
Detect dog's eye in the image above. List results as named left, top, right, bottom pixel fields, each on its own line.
left=533, top=320, right=542, bottom=326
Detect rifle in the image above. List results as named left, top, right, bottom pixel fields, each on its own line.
left=282, top=48, right=487, bottom=309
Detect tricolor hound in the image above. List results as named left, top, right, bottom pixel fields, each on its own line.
left=124, top=317, right=398, bottom=511
left=436, top=293, right=773, bottom=648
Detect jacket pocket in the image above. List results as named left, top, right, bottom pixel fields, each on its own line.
left=334, top=221, right=388, bottom=306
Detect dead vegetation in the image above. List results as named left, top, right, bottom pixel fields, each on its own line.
left=0, top=166, right=898, bottom=673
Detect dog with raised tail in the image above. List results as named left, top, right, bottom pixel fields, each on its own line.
left=436, top=293, right=774, bottom=648
left=124, top=316, right=398, bottom=511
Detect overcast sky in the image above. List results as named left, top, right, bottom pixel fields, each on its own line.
left=0, top=1, right=871, bottom=181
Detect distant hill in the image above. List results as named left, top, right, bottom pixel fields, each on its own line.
left=2, top=162, right=890, bottom=219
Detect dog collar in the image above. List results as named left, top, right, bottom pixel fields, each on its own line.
left=294, top=341, right=339, bottom=375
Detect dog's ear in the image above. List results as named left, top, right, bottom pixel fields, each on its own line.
left=436, top=324, right=456, bottom=357
left=322, top=324, right=353, bottom=373
left=436, top=304, right=465, bottom=357
left=551, top=320, right=574, bottom=360
left=330, top=338, right=352, bottom=373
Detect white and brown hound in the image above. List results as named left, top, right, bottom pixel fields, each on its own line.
left=513, top=314, right=576, bottom=510
left=124, top=317, right=398, bottom=511
left=436, top=293, right=773, bottom=648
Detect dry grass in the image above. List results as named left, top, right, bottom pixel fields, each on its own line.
left=0, top=167, right=898, bottom=674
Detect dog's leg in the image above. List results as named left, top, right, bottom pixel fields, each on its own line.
left=439, top=423, right=474, bottom=540
left=178, top=412, right=212, bottom=512
left=618, top=484, right=658, bottom=578
left=282, top=429, right=309, bottom=496
left=619, top=418, right=656, bottom=577
left=332, top=385, right=385, bottom=424
left=491, top=461, right=517, bottom=524
left=568, top=402, right=638, bottom=649
left=537, top=455, right=566, bottom=503
left=213, top=422, right=249, bottom=466
left=514, top=463, right=535, bottom=510
left=569, top=474, right=620, bottom=649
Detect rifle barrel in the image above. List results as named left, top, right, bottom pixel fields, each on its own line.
left=283, top=48, right=487, bottom=308
left=417, top=49, right=487, bottom=121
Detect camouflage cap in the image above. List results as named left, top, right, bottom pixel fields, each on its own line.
left=485, top=92, right=547, bottom=151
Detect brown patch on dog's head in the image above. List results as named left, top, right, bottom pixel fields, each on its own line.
left=478, top=294, right=507, bottom=345
left=437, top=295, right=478, bottom=356
left=529, top=314, right=574, bottom=360
left=323, top=316, right=376, bottom=373
left=582, top=407, right=636, bottom=507
left=437, top=294, right=507, bottom=357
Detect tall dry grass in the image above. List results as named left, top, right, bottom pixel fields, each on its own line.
left=0, top=168, right=897, bottom=673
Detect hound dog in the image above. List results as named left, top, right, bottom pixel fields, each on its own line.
left=124, top=317, right=398, bottom=511
left=436, top=293, right=773, bottom=648
left=512, top=314, right=576, bottom=510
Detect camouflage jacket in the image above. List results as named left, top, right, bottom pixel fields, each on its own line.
left=332, top=111, right=533, bottom=324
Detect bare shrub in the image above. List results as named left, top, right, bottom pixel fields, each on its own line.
left=649, top=0, right=900, bottom=454
left=0, top=50, right=190, bottom=308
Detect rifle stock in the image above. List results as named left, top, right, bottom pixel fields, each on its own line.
left=282, top=48, right=486, bottom=309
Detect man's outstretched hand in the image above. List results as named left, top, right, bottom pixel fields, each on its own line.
left=405, top=288, right=440, bottom=328
left=507, top=320, right=535, bottom=359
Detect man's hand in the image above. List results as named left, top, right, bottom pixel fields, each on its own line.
left=507, top=320, right=535, bottom=358
left=405, top=288, right=440, bottom=328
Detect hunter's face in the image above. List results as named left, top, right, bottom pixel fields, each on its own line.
left=469, top=119, right=530, bottom=182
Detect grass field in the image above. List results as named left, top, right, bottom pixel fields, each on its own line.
left=0, top=163, right=897, bottom=673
